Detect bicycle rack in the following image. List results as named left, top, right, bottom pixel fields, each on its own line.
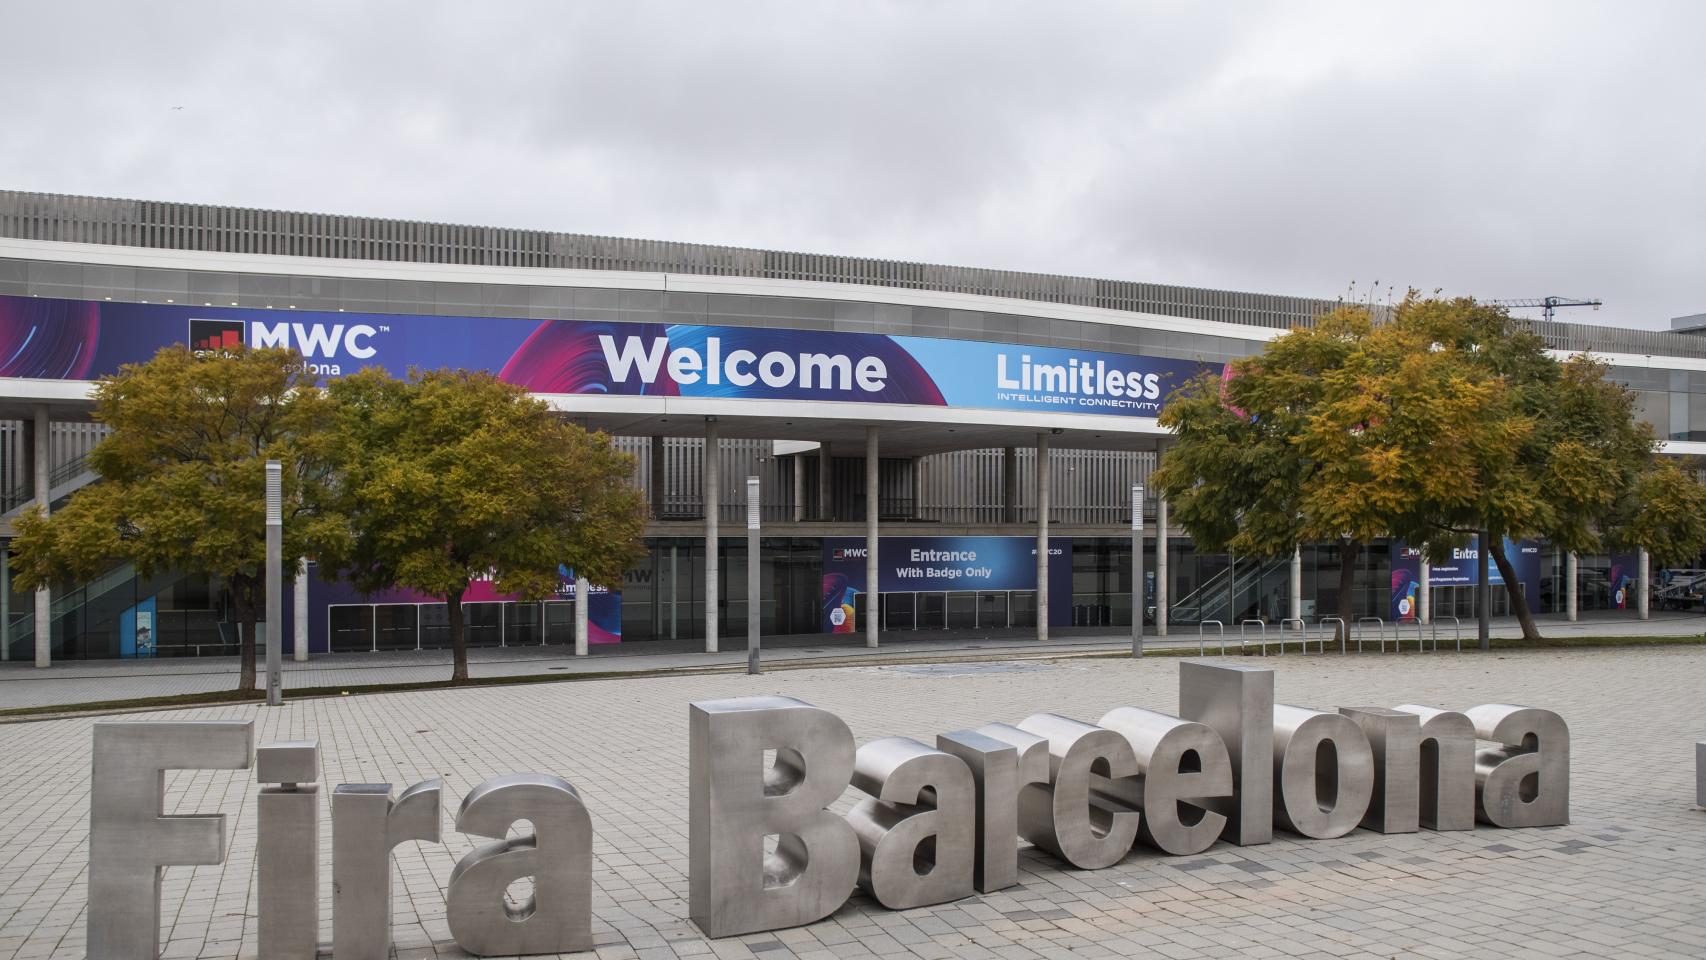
left=1357, top=616, right=1386, bottom=654
left=1408, top=616, right=1425, bottom=653
left=1240, top=619, right=1267, bottom=655
left=1319, top=616, right=1347, bottom=655
left=1199, top=619, right=1225, bottom=656
left=1433, top=615, right=1462, bottom=653
left=1279, top=617, right=1310, bottom=654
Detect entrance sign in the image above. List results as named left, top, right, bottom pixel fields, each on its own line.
left=86, top=662, right=1572, bottom=956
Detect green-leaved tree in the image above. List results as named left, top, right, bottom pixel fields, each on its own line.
left=321, top=368, right=647, bottom=682
left=11, top=345, right=340, bottom=690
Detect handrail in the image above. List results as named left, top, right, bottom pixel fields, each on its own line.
left=1433, top=614, right=1462, bottom=653
left=1198, top=619, right=1224, bottom=656
left=1239, top=619, right=1267, bottom=656
left=1357, top=616, right=1386, bottom=654
left=1278, top=617, right=1309, bottom=654
left=1319, top=616, right=1347, bottom=654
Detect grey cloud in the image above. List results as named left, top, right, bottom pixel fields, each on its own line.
left=1, top=1, right=1700, bottom=327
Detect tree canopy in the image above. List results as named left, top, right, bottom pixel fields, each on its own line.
left=10, top=345, right=339, bottom=690
left=320, top=368, right=648, bottom=681
left=1154, top=295, right=1706, bottom=640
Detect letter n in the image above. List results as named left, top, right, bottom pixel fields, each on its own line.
left=689, top=696, right=859, bottom=937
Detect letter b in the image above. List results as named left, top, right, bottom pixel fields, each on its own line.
left=689, top=696, right=859, bottom=937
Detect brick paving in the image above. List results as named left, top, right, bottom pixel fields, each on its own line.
left=2, top=647, right=1704, bottom=959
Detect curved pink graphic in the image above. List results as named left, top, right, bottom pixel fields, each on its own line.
left=0, top=298, right=100, bottom=379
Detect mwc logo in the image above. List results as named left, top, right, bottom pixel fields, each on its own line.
left=188, top=319, right=385, bottom=374
left=832, top=547, right=868, bottom=561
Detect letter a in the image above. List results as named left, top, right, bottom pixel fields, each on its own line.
left=447, top=773, right=593, bottom=956
left=689, top=696, right=859, bottom=937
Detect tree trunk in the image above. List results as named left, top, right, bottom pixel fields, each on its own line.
left=1488, top=536, right=1541, bottom=641
left=1336, top=540, right=1361, bottom=646
left=448, top=585, right=468, bottom=683
left=234, top=578, right=258, bottom=694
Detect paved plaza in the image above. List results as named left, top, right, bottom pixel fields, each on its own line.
left=3, top=646, right=1705, bottom=959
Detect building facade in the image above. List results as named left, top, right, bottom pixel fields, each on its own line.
left=1, top=190, right=1702, bottom=662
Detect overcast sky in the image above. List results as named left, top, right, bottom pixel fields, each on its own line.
left=3, top=2, right=1701, bottom=328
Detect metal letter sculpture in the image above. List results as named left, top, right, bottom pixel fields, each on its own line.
left=88, top=721, right=254, bottom=960
left=688, top=696, right=860, bottom=938
left=1013, top=713, right=1141, bottom=869
left=846, top=737, right=976, bottom=909
left=1393, top=704, right=1477, bottom=830
left=936, top=723, right=1050, bottom=892
left=258, top=740, right=321, bottom=960
left=1339, top=708, right=1419, bottom=834
left=1467, top=704, right=1570, bottom=827
left=332, top=779, right=443, bottom=960
left=1097, top=707, right=1233, bottom=855
left=1178, top=661, right=1273, bottom=845
left=1271, top=706, right=1374, bottom=839
left=447, top=773, right=593, bottom=956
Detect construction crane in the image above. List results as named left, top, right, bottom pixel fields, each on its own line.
left=1485, top=296, right=1602, bottom=323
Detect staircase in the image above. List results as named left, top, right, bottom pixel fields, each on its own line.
left=1, top=451, right=100, bottom=517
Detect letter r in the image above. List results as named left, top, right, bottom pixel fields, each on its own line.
left=689, top=696, right=859, bottom=937
left=88, top=721, right=255, bottom=960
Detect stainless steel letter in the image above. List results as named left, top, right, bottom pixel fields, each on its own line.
left=1272, top=705, right=1374, bottom=839
left=1466, top=704, right=1570, bottom=827
left=847, top=737, right=975, bottom=909
left=688, top=696, right=859, bottom=938
left=88, top=721, right=254, bottom=960
left=1013, top=713, right=1141, bottom=869
left=1178, top=661, right=1273, bottom=845
left=936, top=723, right=1050, bottom=892
left=1393, top=704, right=1477, bottom=830
left=332, top=779, right=443, bottom=960
left=258, top=740, right=320, bottom=960
left=447, top=773, right=593, bottom=956
left=1339, top=708, right=1419, bottom=834
left=1097, top=707, right=1232, bottom=855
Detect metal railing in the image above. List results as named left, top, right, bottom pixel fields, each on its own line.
left=1198, top=619, right=1224, bottom=656
left=1278, top=617, right=1316, bottom=654
left=1433, top=615, right=1462, bottom=653
left=1356, top=616, right=1387, bottom=653
left=1319, top=616, right=1347, bottom=655
left=1239, top=619, right=1266, bottom=656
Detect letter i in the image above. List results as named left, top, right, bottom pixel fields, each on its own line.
left=258, top=741, right=321, bottom=960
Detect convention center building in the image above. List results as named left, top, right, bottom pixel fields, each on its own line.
left=1, top=190, right=1703, bottom=663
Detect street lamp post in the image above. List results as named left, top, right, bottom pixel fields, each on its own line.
left=746, top=476, right=760, bottom=675
left=265, top=460, right=283, bottom=707
left=1132, top=484, right=1144, bottom=658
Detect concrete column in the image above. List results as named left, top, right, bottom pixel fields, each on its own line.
left=1418, top=551, right=1431, bottom=626
left=293, top=559, right=309, bottom=661
left=1566, top=551, right=1578, bottom=622
left=1638, top=548, right=1650, bottom=621
left=649, top=435, right=666, bottom=518
left=1, top=547, right=9, bottom=662
left=791, top=454, right=804, bottom=522
left=817, top=443, right=833, bottom=521
left=865, top=425, right=879, bottom=649
left=704, top=420, right=719, bottom=653
left=1156, top=495, right=1170, bottom=637
left=575, top=576, right=590, bottom=656
left=1002, top=446, right=1018, bottom=523
left=33, top=404, right=49, bottom=668
left=1288, top=547, right=1303, bottom=622
left=1036, top=432, right=1051, bottom=643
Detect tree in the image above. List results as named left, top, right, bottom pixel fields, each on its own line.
left=321, top=368, right=647, bottom=682
left=1152, top=306, right=1423, bottom=636
left=10, top=346, right=340, bottom=691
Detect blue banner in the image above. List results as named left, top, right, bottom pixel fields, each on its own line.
left=0, top=294, right=1217, bottom=420
left=820, top=535, right=1073, bottom=632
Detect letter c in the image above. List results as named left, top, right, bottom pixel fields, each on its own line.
left=345, top=324, right=378, bottom=359
left=726, top=349, right=757, bottom=387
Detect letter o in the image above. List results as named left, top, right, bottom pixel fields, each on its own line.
left=759, top=351, right=796, bottom=388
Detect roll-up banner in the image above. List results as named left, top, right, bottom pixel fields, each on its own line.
left=0, top=294, right=1218, bottom=419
